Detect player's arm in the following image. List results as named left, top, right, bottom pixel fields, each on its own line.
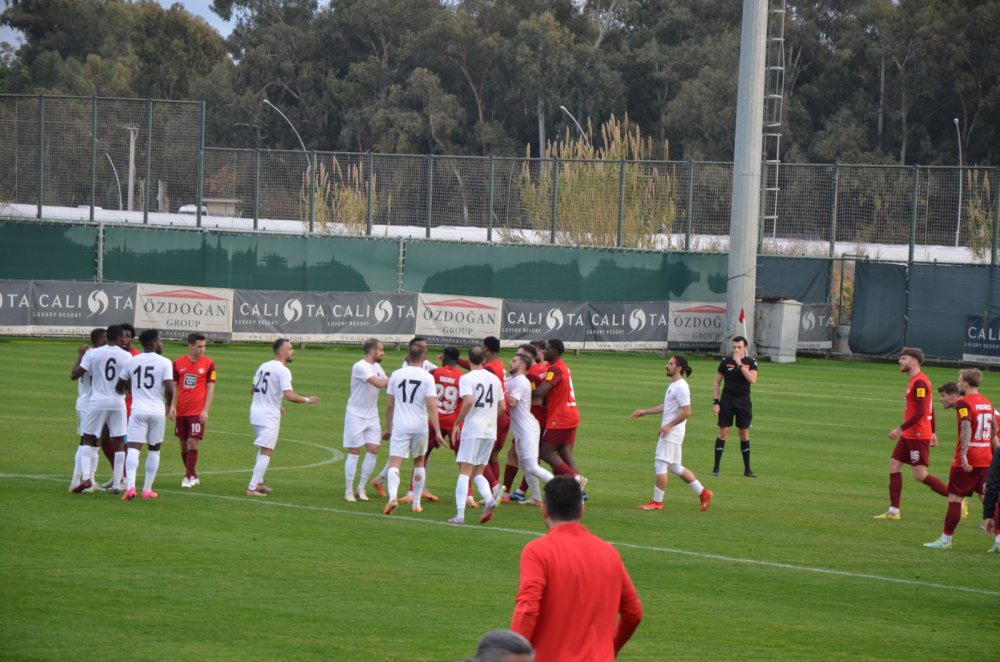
left=660, top=404, right=691, bottom=436
left=893, top=378, right=930, bottom=438
left=510, top=548, right=545, bottom=643
left=740, top=359, right=758, bottom=385
left=425, top=395, right=444, bottom=446
left=959, top=417, right=973, bottom=472
left=117, top=362, right=132, bottom=396
left=614, top=564, right=644, bottom=655
left=282, top=389, right=319, bottom=405
left=712, top=372, right=723, bottom=412
left=200, top=380, right=216, bottom=424
left=534, top=366, right=560, bottom=400
left=383, top=393, right=395, bottom=440
left=71, top=345, right=88, bottom=380
left=452, top=394, right=475, bottom=441
left=496, top=381, right=507, bottom=417
left=632, top=404, right=664, bottom=420
left=168, top=364, right=180, bottom=419
left=163, top=378, right=175, bottom=410
left=366, top=374, right=389, bottom=389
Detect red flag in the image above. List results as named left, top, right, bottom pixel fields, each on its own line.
left=738, top=308, right=745, bottom=323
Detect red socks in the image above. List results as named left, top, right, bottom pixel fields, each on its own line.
left=503, top=465, right=519, bottom=492
left=943, top=501, right=962, bottom=536
left=889, top=473, right=902, bottom=509
left=921, top=474, right=949, bottom=497
left=184, top=449, right=199, bottom=478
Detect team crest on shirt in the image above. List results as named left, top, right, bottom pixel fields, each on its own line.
left=915, top=387, right=926, bottom=397
left=198, top=368, right=205, bottom=374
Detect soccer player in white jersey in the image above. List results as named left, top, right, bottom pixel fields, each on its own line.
left=631, top=355, right=713, bottom=512
left=505, top=352, right=554, bottom=507
left=246, top=338, right=321, bottom=496
left=448, top=346, right=506, bottom=525
left=343, top=338, right=388, bottom=502
left=382, top=343, right=444, bottom=515
left=69, top=327, right=107, bottom=492
left=71, top=324, right=132, bottom=494
left=118, top=329, right=174, bottom=500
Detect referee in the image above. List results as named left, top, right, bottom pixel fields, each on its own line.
left=711, top=336, right=758, bottom=477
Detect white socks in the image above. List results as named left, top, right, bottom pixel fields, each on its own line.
left=689, top=480, right=704, bottom=495
left=113, top=451, right=126, bottom=490
left=143, top=450, right=160, bottom=492
left=125, top=448, right=141, bottom=490
left=412, top=467, right=426, bottom=507
left=358, top=452, right=377, bottom=487
left=653, top=486, right=665, bottom=502
left=387, top=467, right=401, bottom=501
left=344, top=453, right=359, bottom=492
left=473, top=475, right=492, bottom=504
left=88, top=446, right=99, bottom=481
left=71, top=446, right=87, bottom=486
left=249, top=452, right=271, bottom=490
left=455, top=474, right=471, bottom=518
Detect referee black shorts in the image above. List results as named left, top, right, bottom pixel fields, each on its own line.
left=717, top=396, right=752, bottom=430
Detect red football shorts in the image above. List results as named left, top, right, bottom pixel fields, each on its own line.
left=946, top=466, right=988, bottom=497
left=890, top=437, right=930, bottom=467
left=175, top=416, right=206, bottom=442
left=542, top=427, right=577, bottom=447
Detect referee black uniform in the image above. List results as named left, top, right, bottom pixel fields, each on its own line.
left=712, top=354, right=757, bottom=477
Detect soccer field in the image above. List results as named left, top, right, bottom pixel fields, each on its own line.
left=0, top=338, right=995, bottom=661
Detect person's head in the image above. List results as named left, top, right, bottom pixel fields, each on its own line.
left=518, top=343, right=538, bottom=362
left=472, top=629, right=535, bottom=662
left=273, top=337, right=293, bottom=363
left=363, top=338, right=384, bottom=363
left=667, top=355, right=692, bottom=379
left=120, top=322, right=137, bottom=348
left=938, top=381, right=961, bottom=409
left=529, top=339, right=546, bottom=356
left=483, top=336, right=501, bottom=357
left=731, top=336, right=748, bottom=357
left=508, top=352, right=530, bottom=376
left=898, top=347, right=924, bottom=372
left=407, top=341, right=427, bottom=365
left=958, top=368, right=982, bottom=394
left=90, top=327, right=107, bottom=347
left=409, top=336, right=428, bottom=353
left=186, top=332, right=207, bottom=359
left=106, top=324, right=125, bottom=347
left=542, top=475, right=584, bottom=525
left=138, top=328, right=162, bottom=354
left=543, top=339, right=565, bottom=363
left=442, top=346, right=460, bottom=366
left=468, top=346, right=485, bottom=366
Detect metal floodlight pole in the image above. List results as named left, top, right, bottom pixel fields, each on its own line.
left=262, top=99, right=310, bottom=168
left=559, top=105, right=591, bottom=150
left=953, top=117, right=962, bottom=248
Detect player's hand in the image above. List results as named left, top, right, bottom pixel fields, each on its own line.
left=985, top=518, right=997, bottom=536
left=280, top=406, right=286, bottom=416
left=434, top=431, right=444, bottom=447
left=712, top=404, right=720, bottom=415
left=168, top=405, right=177, bottom=420
left=382, top=430, right=391, bottom=441
left=199, top=410, right=209, bottom=424
left=631, top=409, right=644, bottom=419
left=887, top=427, right=902, bottom=441
left=929, top=433, right=939, bottom=448
left=78, top=344, right=89, bottom=355
left=659, top=424, right=672, bottom=436
left=308, top=395, right=320, bottom=404
left=961, top=460, right=973, bottom=472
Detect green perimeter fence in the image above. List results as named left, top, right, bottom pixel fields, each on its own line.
left=2, top=95, right=999, bottom=260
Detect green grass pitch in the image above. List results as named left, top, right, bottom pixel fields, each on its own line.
left=1, top=338, right=996, bottom=660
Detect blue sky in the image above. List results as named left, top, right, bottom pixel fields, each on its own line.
left=1, top=0, right=235, bottom=46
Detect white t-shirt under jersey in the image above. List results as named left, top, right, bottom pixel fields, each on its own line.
left=387, top=365, right=436, bottom=434
left=122, top=352, right=174, bottom=416
left=250, top=359, right=293, bottom=426
left=458, top=368, right=503, bottom=440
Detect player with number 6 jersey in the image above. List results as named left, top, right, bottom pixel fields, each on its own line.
left=170, top=332, right=216, bottom=488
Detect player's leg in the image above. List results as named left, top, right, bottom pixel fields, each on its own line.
left=714, top=399, right=735, bottom=475
left=925, top=481, right=964, bottom=549
left=142, top=428, right=163, bottom=498
left=451, top=462, right=475, bottom=523
left=176, top=417, right=192, bottom=487
left=909, top=441, right=948, bottom=496
left=503, top=442, right=520, bottom=494
left=123, top=440, right=143, bottom=500
left=356, top=429, right=381, bottom=501
left=247, top=426, right=276, bottom=495
left=875, top=450, right=906, bottom=518
left=184, top=428, right=202, bottom=486
left=410, top=436, right=428, bottom=511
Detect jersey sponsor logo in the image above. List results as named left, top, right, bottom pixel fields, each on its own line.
left=183, top=373, right=198, bottom=389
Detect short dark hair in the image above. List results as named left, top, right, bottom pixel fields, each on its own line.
left=732, top=336, right=748, bottom=347
left=106, top=324, right=125, bottom=342
left=938, top=381, right=961, bottom=395
left=483, top=336, right=501, bottom=354
left=90, top=327, right=106, bottom=345
left=410, top=336, right=428, bottom=348
left=900, top=347, right=924, bottom=364
left=546, top=339, right=565, bottom=356
left=543, top=475, right=583, bottom=521
left=272, top=337, right=290, bottom=353
left=408, top=343, right=426, bottom=363
left=529, top=339, right=546, bottom=352
left=672, top=355, right=692, bottom=377
left=468, top=346, right=485, bottom=366
left=187, top=332, right=206, bottom=345
left=511, top=354, right=530, bottom=371
left=518, top=343, right=538, bottom=360
left=473, top=629, right=534, bottom=662
left=363, top=338, right=381, bottom=354
left=120, top=322, right=136, bottom=337
left=138, top=328, right=159, bottom=349
left=442, top=346, right=460, bottom=363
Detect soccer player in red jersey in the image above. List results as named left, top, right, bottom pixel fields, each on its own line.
left=432, top=347, right=465, bottom=451
left=873, top=347, right=949, bottom=520
left=924, top=372, right=996, bottom=549
left=534, top=339, right=586, bottom=488
left=169, top=332, right=217, bottom=488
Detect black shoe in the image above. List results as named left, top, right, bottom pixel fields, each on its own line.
left=711, top=469, right=719, bottom=476
left=744, top=470, right=757, bottom=478
left=581, top=491, right=589, bottom=502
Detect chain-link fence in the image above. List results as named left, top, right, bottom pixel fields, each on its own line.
left=2, top=94, right=998, bottom=264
